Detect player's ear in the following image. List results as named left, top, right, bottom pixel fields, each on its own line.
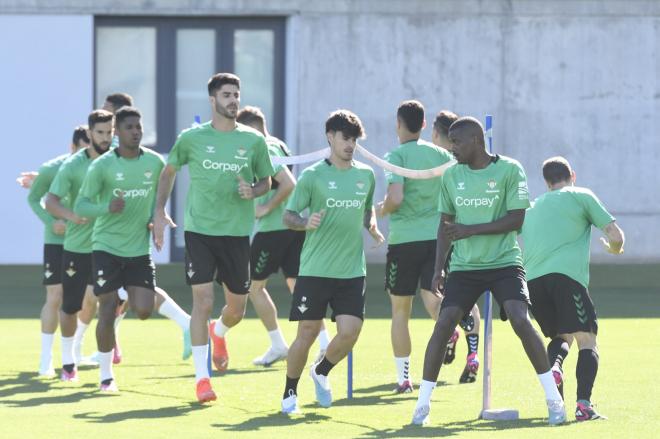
left=421, top=118, right=427, bottom=130
left=326, top=131, right=333, bottom=146
left=571, top=170, right=576, bottom=184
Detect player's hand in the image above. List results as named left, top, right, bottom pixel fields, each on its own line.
left=255, top=203, right=269, bottom=219
left=16, top=171, right=38, bottom=189
left=52, top=219, right=67, bottom=235
left=109, top=193, right=125, bottom=214
left=431, top=270, right=446, bottom=298
left=69, top=214, right=89, bottom=225
left=306, top=209, right=325, bottom=230
left=599, top=237, right=624, bottom=254
left=368, top=224, right=385, bottom=248
left=375, top=201, right=386, bottom=218
left=444, top=221, right=473, bottom=241
left=237, top=175, right=254, bottom=200
left=152, top=211, right=176, bottom=252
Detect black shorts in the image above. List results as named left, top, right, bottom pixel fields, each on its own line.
left=290, top=276, right=366, bottom=322
left=441, top=265, right=530, bottom=319
left=43, top=244, right=63, bottom=285
left=250, top=229, right=305, bottom=281
left=61, top=250, right=93, bottom=314
left=385, top=240, right=436, bottom=296
left=92, top=251, right=156, bottom=296
left=528, top=273, right=598, bottom=338
left=184, top=231, right=250, bottom=294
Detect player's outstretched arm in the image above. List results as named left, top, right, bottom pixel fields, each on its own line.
left=153, top=164, right=178, bottom=252
left=45, top=193, right=88, bottom=225
left=431, top=213, right=455, bottom=296
left=376, top=183, right=403, bottom=217
left=256, top=167, right=295, bottom=218
left=284, top=209, right=323, bottom=232
left=444, top=209, right=526, bottom=241
left=364, top=206, right=385, bottom=245
left=600, top=221, right=625, bottom=254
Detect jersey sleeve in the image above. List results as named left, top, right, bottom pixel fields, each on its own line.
left=48, top=162, right=71, bottom=199
left=505, top=161, right=531, bottom=210
left=27, top=165, right=56, bottom=226
left=580, top=190, right=615, bottom=229
left=384, top=150, right=404, bottom=185
left=253, top=136, right=276, bottom=180
left=167, top=132, right=189, bottom=170
left=438, top=174, right=455, bottom=215
left=365, top=168, right=375, bottom=211
left=286, top=169, right=313, bottom=213
left=268, top=144, right=285, bottom=176
left=74, top=160, right=109, bottom=218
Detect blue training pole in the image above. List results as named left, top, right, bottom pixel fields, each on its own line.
left=347, top=350, right=353, bottom=398
left=207, top=319, right=213, bottom=377
left=481, top=114, right=494, bottom=414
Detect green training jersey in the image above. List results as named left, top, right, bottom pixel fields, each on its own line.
left=49, top=149, right=97, bottom=253
left=255, top=136, right=292, bottom=233
left=522, top=186, right=614, bottom=288
left=168, top=121, right=275, bottom=237
left=28, top=154, right=70, bottom=245
left=287, top=159, right=375, bottom=279
left=385, top=139, right=453, bottom=245
left=438, top=155, right=530, bottom=271
left=75, top=147, right=165, bottom=258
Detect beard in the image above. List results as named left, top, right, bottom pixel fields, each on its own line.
left=92, top=139, right=110, bottom=155
left=215, top=101, right=237, bottom=119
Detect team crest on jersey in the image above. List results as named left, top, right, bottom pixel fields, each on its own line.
left=487, top=179, right=496, bottom=189
left=457, top=182, right=465, bottom=190
left=115, top=172, right=124, bottom=181
left=144, top=171, right=153, bottom=179
left=237, top=147, right=247, bottom=156
left=206, top=146, right=215, bottom=154
left=328, top=181, right=337, bottom=190
left=356, top=182, right=365, bottom=190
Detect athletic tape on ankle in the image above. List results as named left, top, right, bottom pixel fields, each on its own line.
left=271, top=144, right=456, bottom=179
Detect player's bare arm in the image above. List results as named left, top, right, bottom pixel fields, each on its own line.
left=376, top=182, right=403, bottom=217
left=364, top=206, right=385, bottom=244
left=444, top=209, right=525, bottom=241
left=431, top=213, right=455, bottom=296
left=45, top=192, right=88, bottom=225
left=256, top=168, right=295, bottom=218
left=152, top=164, right=178, bottom=251
left=600, top=221, right=625, bottom=254
left=284, top=209, right=323, bottom=231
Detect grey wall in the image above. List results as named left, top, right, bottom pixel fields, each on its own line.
left=1, top=1, right=658, bottom=263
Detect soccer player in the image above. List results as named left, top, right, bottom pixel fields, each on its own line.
left=376, top=101, right=453, bottom=393
left=46, top=110, right=115, bottom=381
left=74, top=106, right=191, bottom=391
left=280, top=110, right=384, bottom=414
left=28, top=126, right=89, bottom=376
left=236, top=106, right=331, bottom=367
left=103, top=92, right=133, bottom=149
left=431, top=110, right=483, bottom=383
left=522, top=156, right=624, bottom=421
left=153, top=73, right=275, bottom=402
left=411, top=117, right=565, bottom=426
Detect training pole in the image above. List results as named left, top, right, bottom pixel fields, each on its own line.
left=347, top=351, right=353, bottom=399
left=207, top=319, right=213, bottom=377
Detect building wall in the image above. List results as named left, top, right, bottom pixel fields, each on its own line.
left=1, top=1, right=658, bottom=263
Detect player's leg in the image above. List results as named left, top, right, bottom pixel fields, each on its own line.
left=390, top=294, right=414, bottom=392
left=458, top=303, right=481, bottom=383
left=153, top=286, right=192, bottom=360
left=282, top=319, right=322, bottom=414
left=73, top=286, right=97, bottom=365
left=573, top=331, right=603, bottom=420
left=39, top=244, right=63, bottom=377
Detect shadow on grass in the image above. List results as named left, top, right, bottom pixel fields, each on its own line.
left=2, top=385, right=101, bottom=408
left=355, top=416, right=548, bottom=438
left=74, top=403, right=211, bottom=423
left=212, top=411, right=331, bottom=431
left=0, top=372, right=57, bottom=398
left=353, top=380, right=453, bottom=396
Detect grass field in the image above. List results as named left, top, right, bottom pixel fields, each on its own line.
left=1, top=265, right=658, bottom=438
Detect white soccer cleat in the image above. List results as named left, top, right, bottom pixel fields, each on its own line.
left=281, top=392, right=301, bottom=415
left=547, top=399, right=567, bottom=425
left=253, top=346, right=288, bottom=367
left=411, top=404, right=430, bottom=425
left=38, top=366, right=56, bottom=378
left=309, top=364, right=332, bottom=408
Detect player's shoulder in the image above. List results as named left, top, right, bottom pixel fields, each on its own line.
left=266, top=136, right=290, bottom=157
left=140, top=146, right=166, bottom=163
left=352, top=159, right=375, bottom=175
left=235, top=123, right=267, bottom=144
left=40, top=153, right=70, bottom=172
left=496, top=155, right=525, bottom=171
left=61, top=148, right=89, bottom=168
left=177, top=121, right=210, bottom=139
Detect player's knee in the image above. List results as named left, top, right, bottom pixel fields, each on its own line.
left=193, top=294, right=214, bottom=315
left=134, top=307, right=152, bottom=320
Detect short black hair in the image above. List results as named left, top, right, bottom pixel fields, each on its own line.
left=105, top=93, right=133, bottom=110
left=433, top=110, right=459, bottom=136
left=208, top=73, right=240, bottom=96
left=72, top=125, right=89, bottom=146
left=448, top=116, right=485, bottom=145
left=114, top=106, right=142, bottom=127
left=88, top=109, right=114, bottom=129
left=397, top=100, right=424, bottom=133
left=237, top=106, right=265, bottom=131
left=325, top=110, right=365, bottom=139
left=542, top=156, right=572, bottom=184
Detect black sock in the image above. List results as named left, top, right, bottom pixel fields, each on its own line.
left=101, top=378, right=113, bottom=386
left=576, top=349, right=599, bottom=402
left=63, top=363, right=75, bottom=373
left=315, top=357, right=336, bottom=376
left=283, top=376, right=299, bottom=399
left=547, top=337, right=570, bottom=370
left=466, top=334, right=479, bottom=355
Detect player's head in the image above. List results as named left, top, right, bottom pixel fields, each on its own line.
left=114, top=106, right=143, bottom=150
left=237, top=106, right=267, bottom=135
left=325, top=109, right=365, bottom=163
left=208, top=73, right=240, bottom=120
left=396, top=100, right=425, bottom=139
left=103, top=93, right=134, bottom=114
left=432, top=110, right=459, bottom=150
left=447, top=116, right=485, bottom=164
left=71, top=125, right=90, bottom=154
left=87, top=109, right=114, bottom=155
left=542, top=156, right=576, bottom=189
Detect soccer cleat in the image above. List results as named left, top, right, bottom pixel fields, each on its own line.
left=547, top=399, right=567, bottom=425
left=112, top=342, right=122, bottom=365
left=411, top=404, right=430, bottom=425
left=310, top=364, right=332, bottom=408
left=196, top=378, right=217, bottom=403
left=459, top=352, right=480, bottom=384
left=182, top=328, right=192, bottom=361
left=281, top=391, right=300, bottom=414
left=253, top=347, right=288, bottom=367
left=99, top=379, right=119, bottom=393
left=575, top=400, right=607, bottom=421
left=39, top=367, right=56, bottom=378
left=313, top=348, right=327, bottom=366
left=551, top=365, right=564, bottom=400
left=444, top=330, right=460, bottom=364
left=393, top=380, right=413, bottom=394
left=60, top=366, right=78, bottom=382
left=209, top=320, right=229, bottom=372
